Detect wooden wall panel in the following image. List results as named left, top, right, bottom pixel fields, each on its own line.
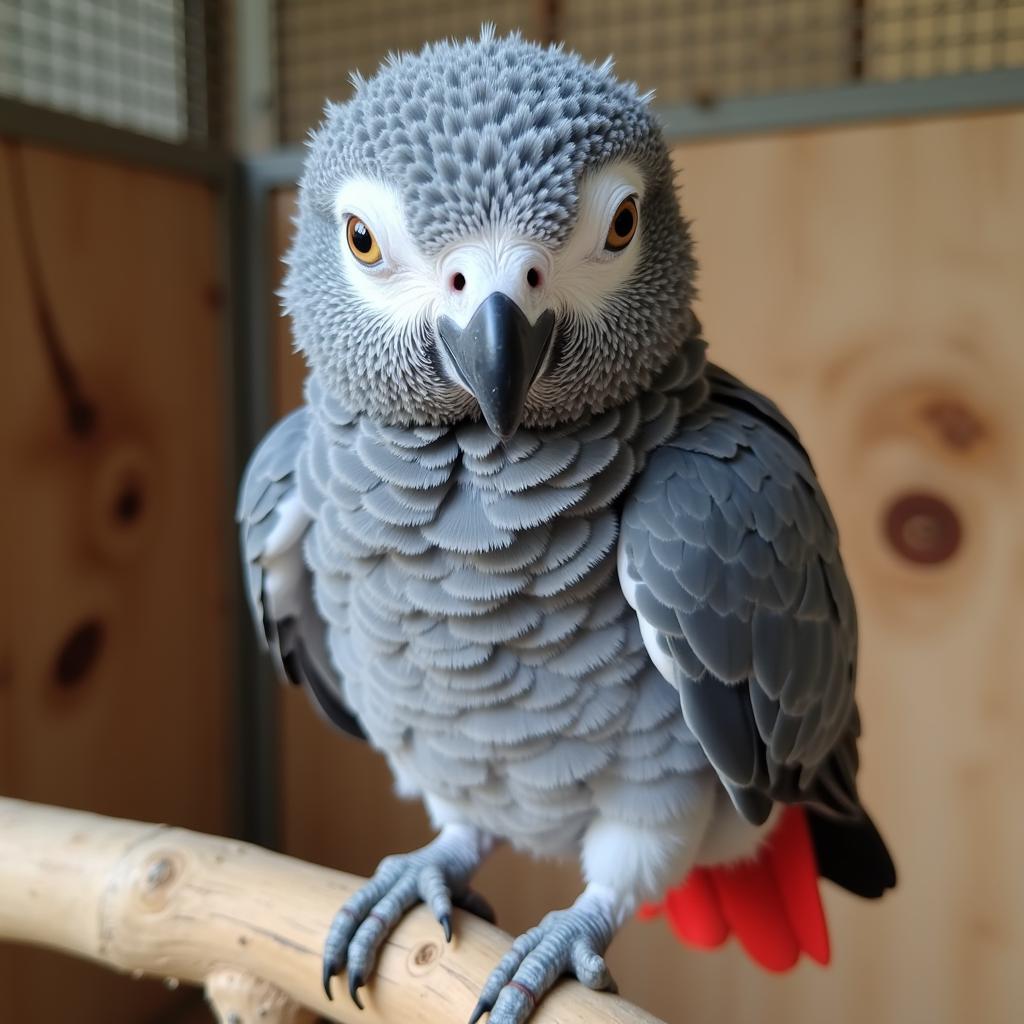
left=272, top=109, right=1024, bottom=1024
left=0, top=143, right=229, bottom=1022
left=659, top=109, right=1024, bottom=1024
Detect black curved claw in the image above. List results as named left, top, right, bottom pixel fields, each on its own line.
left=322, top=962, right=335, bottom=1001
left=467, top=996, right=493, bottom=1024
left=440, top=913, right=453, bottom=943
left=348, top=970, right=365, bottom=1011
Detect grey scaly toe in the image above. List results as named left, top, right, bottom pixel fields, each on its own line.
left=322, top=828, right=486, bottom=1006
left=470, top=891, right=617, bottom=1024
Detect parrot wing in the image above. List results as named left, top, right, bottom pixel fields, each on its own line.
left=237, top=408, right=366, bottom=741
left=619, top=365, right=860, bottom=825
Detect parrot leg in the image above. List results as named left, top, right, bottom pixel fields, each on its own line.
left=322, top=823, right=494, bottom=1006
left=469, top=883, right=619, bottom=1024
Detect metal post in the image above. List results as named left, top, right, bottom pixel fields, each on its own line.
left=226, top=155, right=280, bottom=849
left=233, top=0, right=278, bottom=155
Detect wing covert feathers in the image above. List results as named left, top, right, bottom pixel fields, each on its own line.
left=238, top=408, right=365, bottom=741
left=620, top=365, right=862, bottom=823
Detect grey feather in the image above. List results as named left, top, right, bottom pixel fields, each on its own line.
left=620, top=366, right=864, bottom=825
left=237, top=409, right=366, bottom=742
left=240, top=337, right=709, bottom=852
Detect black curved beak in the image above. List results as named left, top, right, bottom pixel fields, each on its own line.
left=438, top=293, right=555, bottom=440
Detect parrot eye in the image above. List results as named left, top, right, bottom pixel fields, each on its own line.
left=604, top=195, right=638, bottom=252
left=346, top=217, right=382, bottom=266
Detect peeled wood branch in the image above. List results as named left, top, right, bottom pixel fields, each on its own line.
left=0, top=799, right=664, bottom=1024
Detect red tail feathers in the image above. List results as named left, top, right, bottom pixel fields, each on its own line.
left=638, top=806, right=830, bottom=972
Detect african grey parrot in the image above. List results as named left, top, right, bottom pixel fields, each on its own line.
left=239, top=28, right=895, bottom=1023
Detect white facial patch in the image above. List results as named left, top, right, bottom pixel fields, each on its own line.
left=332, top=159, right=647, bottom=341
left=546, top=159, right=646, bottom=321
left=333, top=177, right=439, bottom=335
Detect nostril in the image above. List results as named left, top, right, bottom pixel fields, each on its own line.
left=452, top=272, right=466, bottom=292
left=526, top=267, right=541, bottom=289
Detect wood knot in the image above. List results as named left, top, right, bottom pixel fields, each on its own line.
left=921, top=398, right=987, bottom=452
left=414, top=942, right=437, bottom=965
left=147, top=858, right=175, bottom=889
left=407, top=939, right=442, bottom=976
left=90, top=442, right=155, bottom=560
left=885, top=492, right=962, bottom=565
left=137, top=851, right=183, bottom=910
left=54, top=619, right=104, bottom=688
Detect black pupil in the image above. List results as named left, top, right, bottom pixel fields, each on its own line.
left=613, top=206, right=634, bottom=238
left=352, top=222, right=373, bottom=253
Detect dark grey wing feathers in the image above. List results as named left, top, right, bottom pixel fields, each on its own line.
left=238, top=408, right=365, bottom=741
left=620, top=365, right=860, bottom=825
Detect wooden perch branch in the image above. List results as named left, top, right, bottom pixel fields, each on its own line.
left=0, top=799, right=664, bottom=1024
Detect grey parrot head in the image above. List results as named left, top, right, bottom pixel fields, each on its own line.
left=283, top=27, right=697, bottom=437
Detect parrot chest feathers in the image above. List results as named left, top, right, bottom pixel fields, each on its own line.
left=297, top=342, right=712, bottom=850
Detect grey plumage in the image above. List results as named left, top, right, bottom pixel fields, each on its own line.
left=238, top=408, right=365, bottom=739
left=619, top=366, right=861, bottom=826
left=239, top=27, right=892, bottom=1023
left=241, top=356, right=863, bottom=835
left=242, top=341, right=713, bottom=853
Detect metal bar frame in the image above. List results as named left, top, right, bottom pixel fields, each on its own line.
left=0, top=98, right=227, bottom=180
left=658, top=68, right=1024, bottom=140
left=228, top=155, right=280, bottom=849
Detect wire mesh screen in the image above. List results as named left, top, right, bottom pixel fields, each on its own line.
left=277, top=0, right=537, bottom=145
left=276, top=0, right=1024, bottom=143
left=0, top=0, right=225, bottom=143
left=563, top=0, right=1024, bottom=106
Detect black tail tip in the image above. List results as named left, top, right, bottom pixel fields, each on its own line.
left=807, top=809, right=897, bottom=899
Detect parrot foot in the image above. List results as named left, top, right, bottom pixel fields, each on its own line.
left=322, top=824, right=491, bottom=1006
left=470, top=887, right=618, bottom=1024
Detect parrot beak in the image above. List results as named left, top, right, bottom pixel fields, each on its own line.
left=437, top=293, right=555, bottom=441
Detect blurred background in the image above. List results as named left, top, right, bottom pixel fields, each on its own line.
left=2, top=1, right=1023, bottom=1022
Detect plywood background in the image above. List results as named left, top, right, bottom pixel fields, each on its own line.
left=270, top=108, right=1024, bottom=1024
left=0, top=143, right=230, bottom=1022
